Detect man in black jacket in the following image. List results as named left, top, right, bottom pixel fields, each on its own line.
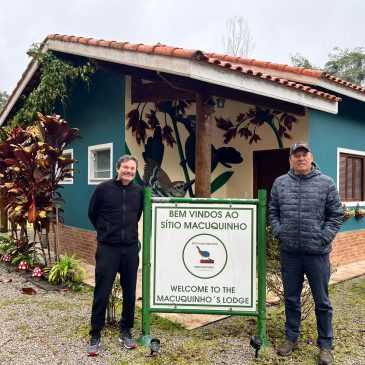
left=87, top=155, right=144, bottom=356
left=268, top=142, right=343, bottom=365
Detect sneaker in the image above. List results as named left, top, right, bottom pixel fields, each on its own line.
left=277, top=339, right=298, bottom=356
left=119, top=329, right=137, bottom=349
left=319, top=348, right=335, bottom=365
left=87, top=336, right=101, bottom=356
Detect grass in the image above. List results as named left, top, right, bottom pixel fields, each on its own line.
left=255, top=275, right=365, bottom=365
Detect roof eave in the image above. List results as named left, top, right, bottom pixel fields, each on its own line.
left=316, top=78, right=365, bottom=102
left=47, top=39, right=338, bottom=114
left=230, top=63, right=365, bottom=103
left=0, top=60, right=39, bottom=126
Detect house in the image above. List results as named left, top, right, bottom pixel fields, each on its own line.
left=0, top=34, right=364, bottom=266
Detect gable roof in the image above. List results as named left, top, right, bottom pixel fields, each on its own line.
left=3, top=33, right=361, bottom=125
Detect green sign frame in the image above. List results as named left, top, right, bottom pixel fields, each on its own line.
left=140, top=188, right=268, bottom=347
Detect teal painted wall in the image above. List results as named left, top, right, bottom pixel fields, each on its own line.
left=308, top=96, right=365, bottom=232
left=56, top=69, right=125, bottom=230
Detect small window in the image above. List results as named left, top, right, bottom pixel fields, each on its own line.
left=88, top=143, right=113, bottom=184
left=339, top=151, right=365, bottom=202
left=59, top=148, right=74, bottom=184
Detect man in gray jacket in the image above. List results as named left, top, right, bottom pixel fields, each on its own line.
left=268, top=141, right=343, bottom=365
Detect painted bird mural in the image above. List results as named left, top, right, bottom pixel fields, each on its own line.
left=142, top=127, right=194, bottom=197
left=143, top=159, right=194, bottom=197
left=196, top=246, right=210, bottom=258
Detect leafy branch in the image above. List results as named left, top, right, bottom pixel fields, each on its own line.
left=216, top=106, right=297, bottom=148
left=7, top=44, right=96, bottom=130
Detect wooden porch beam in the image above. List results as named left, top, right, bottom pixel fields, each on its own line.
left=96, top=61, right=305, bottom=116
left=158, top=73, right=306, bottom=116
left=195, top=93, right=213, bottom=198
left=131, top=77, right=195, bottom=103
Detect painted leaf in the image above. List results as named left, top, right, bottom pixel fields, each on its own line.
left=210, top=171, right=234, bottom=194
left=216, top=117, right=233, bottom=130
left=146, top=109, right=160, bottom=129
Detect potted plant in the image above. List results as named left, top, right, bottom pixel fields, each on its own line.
left=354, top=204, right=365, bottom=220
left=342, top=204, right=355, bottom=221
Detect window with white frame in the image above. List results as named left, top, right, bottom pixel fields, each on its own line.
left=59, top=148, right=74, bottom=184
left=88, top=143, right=113, bottom=184
left=338, top=148, right=365, bottom=203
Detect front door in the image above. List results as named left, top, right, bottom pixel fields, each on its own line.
left=253, top=148, right=290, bottom=199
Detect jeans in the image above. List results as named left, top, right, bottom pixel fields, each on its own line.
left=90, top=242, right=139, bottom=337
left=280, top=250, right=333, bottom=348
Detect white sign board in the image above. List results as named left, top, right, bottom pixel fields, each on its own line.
left=150, top=203, right=256, bottom=312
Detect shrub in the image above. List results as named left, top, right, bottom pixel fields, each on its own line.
left=45, top=253, right=86, bottom=288
left=0, top=235, right=16, bottom=256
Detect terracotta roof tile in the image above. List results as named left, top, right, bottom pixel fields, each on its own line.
left=42, top=34, right=345, bottom=102
left=8, top=34, right=356, bottom=107
left=207, top=52, right=365, bottom=95
left=203, top=56, right=341, bottom=102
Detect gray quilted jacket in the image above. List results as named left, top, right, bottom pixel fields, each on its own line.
left=268, top=162, right=343, bottom=254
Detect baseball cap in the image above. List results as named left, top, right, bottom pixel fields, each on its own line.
left=290, top=141, right=311, bottom=155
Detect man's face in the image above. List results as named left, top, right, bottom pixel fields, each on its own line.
left=289, top=148, right=313, bottom=175
left=117, top=160, right=137, bottom=185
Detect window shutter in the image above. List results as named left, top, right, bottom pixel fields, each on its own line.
left=354, top=157, right=363, bottom=201
left=346, top=157, right=353, bottom=199
left=339, top=154, right=347, bottom=200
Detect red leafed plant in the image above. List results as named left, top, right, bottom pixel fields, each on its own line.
left=0, top=112, right=80, bottom=265
left=216, top=106, right=297, bottom=148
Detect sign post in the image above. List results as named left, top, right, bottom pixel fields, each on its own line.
left=140, top=188, right=268, bottom=347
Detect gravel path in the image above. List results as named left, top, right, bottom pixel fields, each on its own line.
left=0, top=265, right=257, bottom=365
left=1, top=264, right=364, bottom=365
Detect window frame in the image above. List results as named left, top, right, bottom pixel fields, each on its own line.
left=337, top=147, right=365, bottom=205
left=58, top=148, right=74, bottom=185
left=88, top=142, right=113, bottom=185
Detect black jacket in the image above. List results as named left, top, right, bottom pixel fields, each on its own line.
left=88, top=178, right=144, bottom=245
left=268, top=163, right=343, bottom=254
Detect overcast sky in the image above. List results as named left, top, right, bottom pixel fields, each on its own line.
left=1, top=0, right=364, bottom=93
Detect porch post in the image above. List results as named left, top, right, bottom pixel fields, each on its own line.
left=195, top=93, right=213, bottom=198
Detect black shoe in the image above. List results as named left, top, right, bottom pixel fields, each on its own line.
left=119, top=329, right=137, bottom=349
left=87, top=335, right=101, bottom=356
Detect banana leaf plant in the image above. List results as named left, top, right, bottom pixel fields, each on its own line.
left=0, top=113, right=80, bottom=265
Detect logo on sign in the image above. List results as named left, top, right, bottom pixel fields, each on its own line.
left=182, top=234, right=227, bottom=279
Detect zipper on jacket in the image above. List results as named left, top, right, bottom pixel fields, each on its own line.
left=121, top=188, right=126, bottom=242
left=298, top=177, right=302, bottom=252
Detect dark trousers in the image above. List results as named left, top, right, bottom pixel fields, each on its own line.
left=280, top=250, right=333, bottom=348
left=90, top=242, right=139, bottom=337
